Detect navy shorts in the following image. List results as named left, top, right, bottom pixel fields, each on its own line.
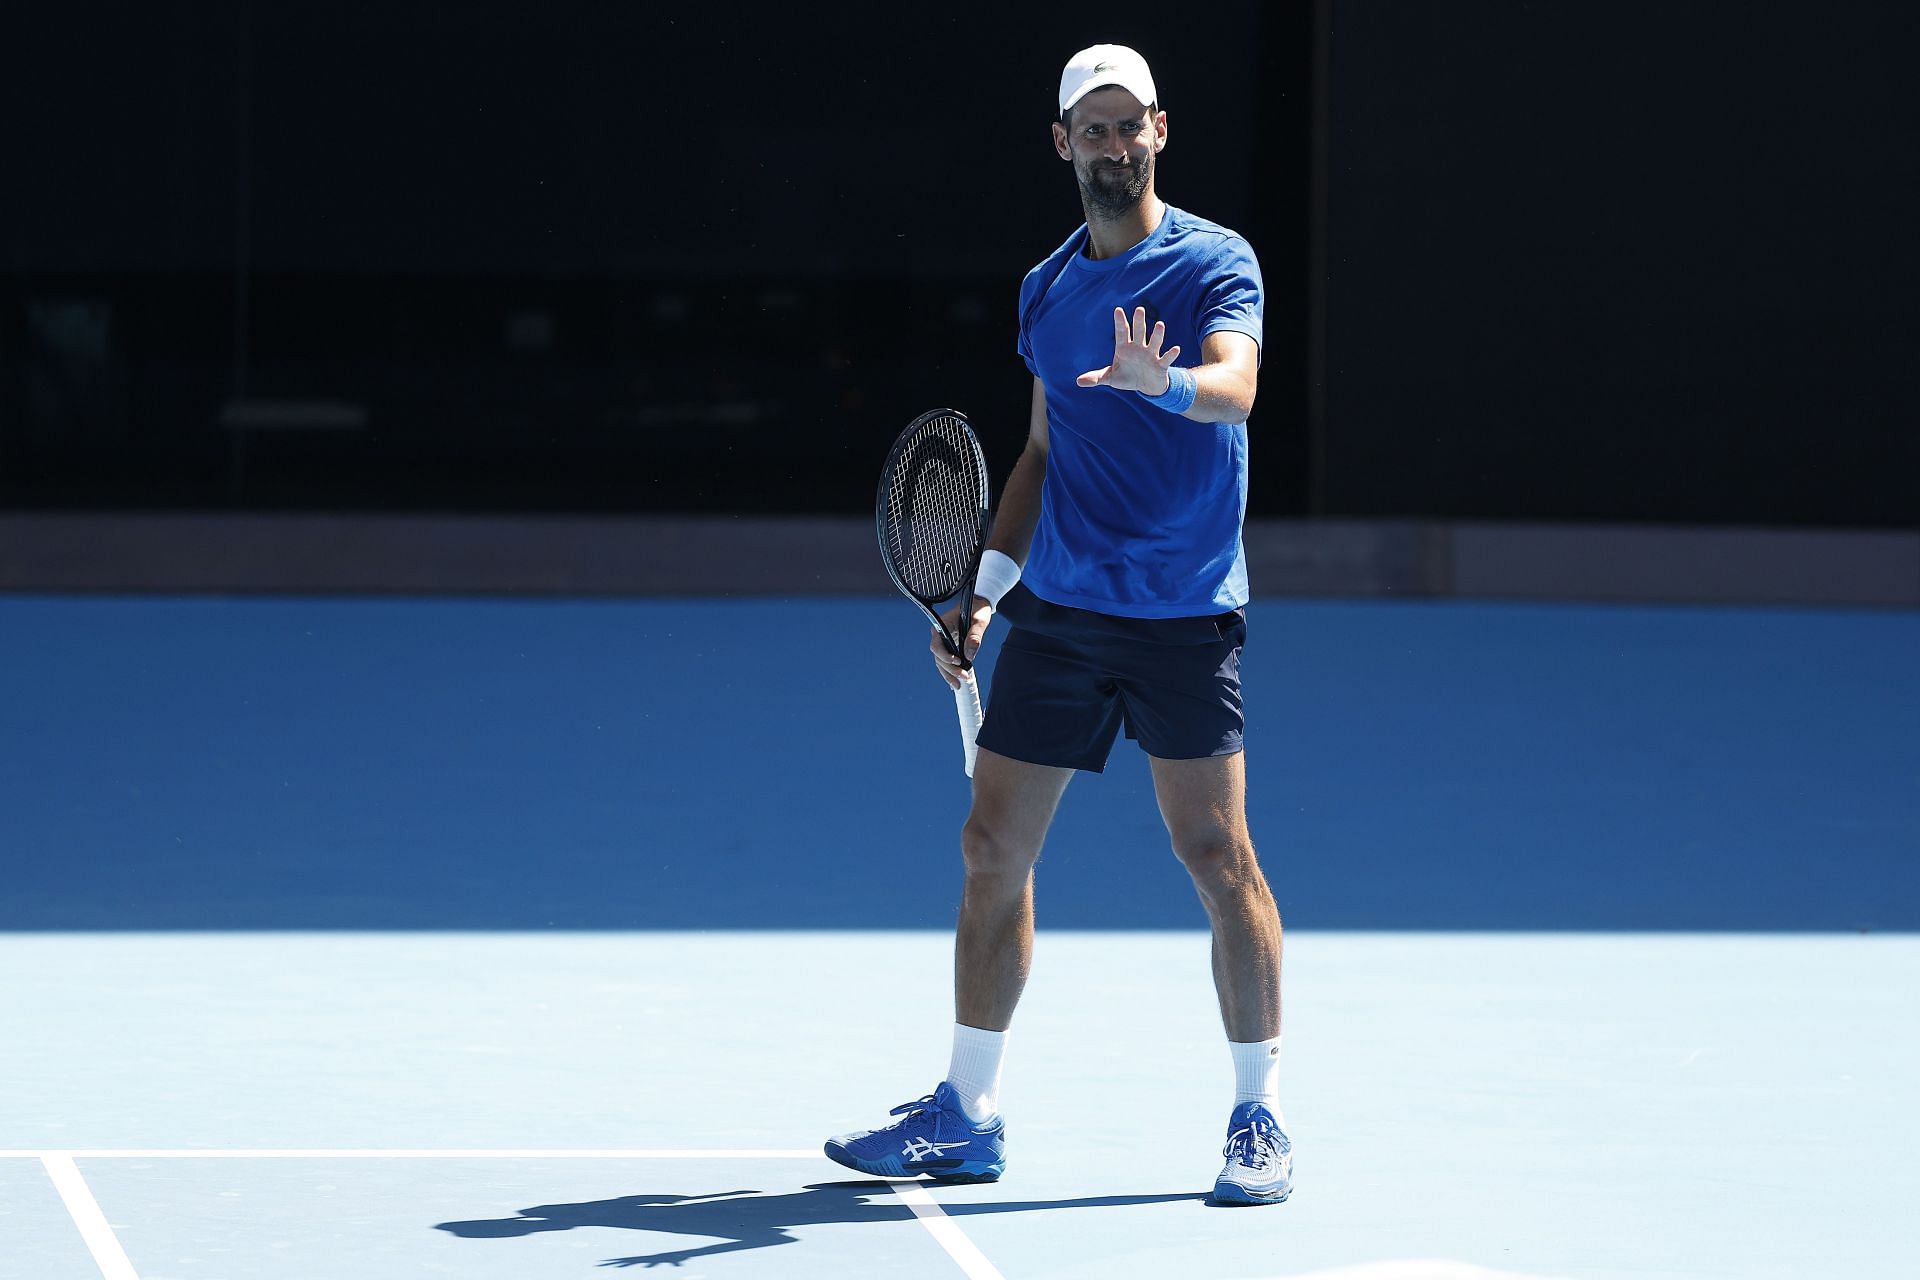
left=975, top=584, right=1246, bottom=773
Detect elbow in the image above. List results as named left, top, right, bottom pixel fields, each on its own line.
left=1227, top=378, right=1257, bottom=422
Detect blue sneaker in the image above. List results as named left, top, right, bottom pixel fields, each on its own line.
left=824, top=1082, right=1006, bottom=1183
left=1213, top=1102, right=1292, bottom=1204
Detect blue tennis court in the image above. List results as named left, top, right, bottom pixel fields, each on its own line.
left=3, top=595, right=1916, bottom=1278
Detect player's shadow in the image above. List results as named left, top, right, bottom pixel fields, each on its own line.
left=436, top=1180, right=1205, bottom=1268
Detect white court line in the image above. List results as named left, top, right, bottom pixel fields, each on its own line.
left=14, top=1150, right=1005, bottom=1280
left=888, top=1180, right=1006, bottom=1280
left=3, top=1148, right=817, bottom=1159
left=40, top=1154, right=139, bottom=1280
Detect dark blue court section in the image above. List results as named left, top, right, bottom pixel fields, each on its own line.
left=1, top=595, right=1914, bottom=930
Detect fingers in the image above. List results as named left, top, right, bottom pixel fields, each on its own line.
left=928, top=600, right=994, bottom=687
left=929, top=625, right=963, bottom=689
left=963, top=598, right=993, bottom=662
left=1077, top=365, right=1111, bottom=387
left=1114, top=306, right=1154, bottom=347
left=1112, top=306, right=1170, bottom=353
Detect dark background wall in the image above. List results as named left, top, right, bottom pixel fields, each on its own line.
left=2, top=2, right=1305, bottom=514
left=3, top=2, right=1914, bottom=528
left=1322, top=2, right=1919, bottom=528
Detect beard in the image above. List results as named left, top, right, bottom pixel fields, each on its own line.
left=1076, top=151, right=1153, bottom=219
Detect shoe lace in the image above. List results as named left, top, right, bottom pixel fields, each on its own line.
left=1223, top=1114, right=1286, bottom=1167
left=886, top=1094, right=941, bottom=1127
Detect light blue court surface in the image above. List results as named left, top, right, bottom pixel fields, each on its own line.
left=2, top=933, right=1917, bottom=1279
left=1, top=595, right=1916, bottom=1277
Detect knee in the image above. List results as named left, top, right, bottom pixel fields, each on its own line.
left=961, top=816, right=1036, bottom=884
left=1173, top=834, right=1266, bottom=903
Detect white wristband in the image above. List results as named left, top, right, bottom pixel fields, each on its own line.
left=974, top=549, right=1022, bottom=607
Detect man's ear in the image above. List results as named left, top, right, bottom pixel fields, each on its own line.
left=1052, top=119, right=1071, bottom=161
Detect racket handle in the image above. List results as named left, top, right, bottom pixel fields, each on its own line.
left=954, top=668, right=984, bottom=778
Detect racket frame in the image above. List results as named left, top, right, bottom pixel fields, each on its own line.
left=874, top=408, right=993, bottom=671
left=875, top=408, right=994, bottom=777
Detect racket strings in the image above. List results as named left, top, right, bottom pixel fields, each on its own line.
left=882, top=417, right=986, bottom=602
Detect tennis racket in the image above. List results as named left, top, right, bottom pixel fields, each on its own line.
left=875, top=407, right=993, bottom=778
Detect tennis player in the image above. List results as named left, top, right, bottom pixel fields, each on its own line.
left=827, top=43, right=1290, bottom=1206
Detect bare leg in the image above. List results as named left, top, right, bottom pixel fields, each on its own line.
left=954, top=747, right=1075, bottom=1031
left=1149, top=752, right=1282, bottom=1041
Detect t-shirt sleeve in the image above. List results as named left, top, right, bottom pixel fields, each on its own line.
left=1198, top=236, right=1264, bottom=354
left=1015, top=271, right=1042, bottom=376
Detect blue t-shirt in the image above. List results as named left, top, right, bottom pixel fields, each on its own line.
left=1015, top=204, right=1262, bottom=618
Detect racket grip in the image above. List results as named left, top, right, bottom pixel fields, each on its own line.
left=954, top=668, right=984, bottom=778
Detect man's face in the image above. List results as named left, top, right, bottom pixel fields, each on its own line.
left=1053, top=87, right=1165, bottom=218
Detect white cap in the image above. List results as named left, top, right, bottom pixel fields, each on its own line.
left=1057, top=44, right=1158, bottom=117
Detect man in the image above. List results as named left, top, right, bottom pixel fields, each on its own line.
left=826, top=43, right=1291, bottom=1206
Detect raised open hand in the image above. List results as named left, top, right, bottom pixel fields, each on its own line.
left=1076, top=306, right=1183, bottom=394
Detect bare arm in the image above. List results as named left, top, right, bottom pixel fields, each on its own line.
left=988, top=379, right=1051, bottom=561
left=1180, top=330, right=1260, bottom=423
left=1076, top=308, right=1260, bottom=424
left=930, top=378, right=1050, bottom=689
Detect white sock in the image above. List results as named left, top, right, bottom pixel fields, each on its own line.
left=946, top=1023, right=1007, bottom=1124
left=1230, top=1035, right=1284, bottom=1115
